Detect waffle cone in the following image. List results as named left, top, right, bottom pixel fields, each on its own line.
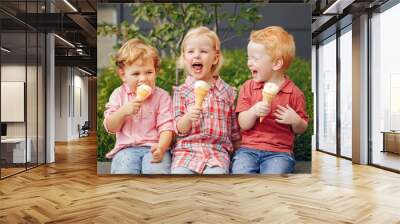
left=260, top=92, right=276, bottom=122
left=194, top=87, right=209, bottom=108
left=263, top=92, right=275, bottom=104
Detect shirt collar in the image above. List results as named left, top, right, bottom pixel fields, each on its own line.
left=251, top=80, right=264, bottom=90
left=250, top=75, right=293, bottom=94
left=122, top=83, right=133, bottom=96
left=280, top=76, right=293, bottom=93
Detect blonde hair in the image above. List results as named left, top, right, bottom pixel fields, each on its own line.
left=115, top=38, right=160, bottom=72
left=177, top=26, right=223, bottom=75
left=250, top=26, right=295, bottom=71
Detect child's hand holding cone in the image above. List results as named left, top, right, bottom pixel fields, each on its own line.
left=185, top=81, right=210, bottom=122
left=124, top=84, right=152, bottom=117
left=260, top=82, right=279, bottom=122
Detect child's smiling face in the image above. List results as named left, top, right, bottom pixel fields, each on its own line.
left=183, top=35, right=218, bottom=83
left=247, top=41, right=279, bottom=82
left=119, top=58, right=156, bottom=93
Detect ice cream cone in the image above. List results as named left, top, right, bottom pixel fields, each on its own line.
left=136, top=84, right=152, bottom=101
left=263, top=92, right=275, bottom=104
left=260, top=82, right=279, bottom=122
left=194, top=80, right=210, bottom=108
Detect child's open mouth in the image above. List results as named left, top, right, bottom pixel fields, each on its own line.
left=251, top=70, right=258, bottom=77
left=192, top=63, right=203, bottom=73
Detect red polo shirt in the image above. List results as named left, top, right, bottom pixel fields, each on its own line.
left=235, top=76, right=309, bottom=154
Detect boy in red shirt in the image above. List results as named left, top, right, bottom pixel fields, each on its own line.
left=231, top=26, right=309, bottom=174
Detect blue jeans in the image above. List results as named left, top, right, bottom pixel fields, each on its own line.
left=231, top=147, right=295, bottom=174
left=110, top=146, right=171, bottom=174
left=171, top=166, right=228, bottom=174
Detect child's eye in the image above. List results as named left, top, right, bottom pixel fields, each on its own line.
left=131, top=72, right=139, bottom=76
left=146, top=71, right=154, bottom=75
left=201, top=50, right=208, bottom=53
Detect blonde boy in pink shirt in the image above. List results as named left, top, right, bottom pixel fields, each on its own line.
left=103, top=39, right=174, bottom=174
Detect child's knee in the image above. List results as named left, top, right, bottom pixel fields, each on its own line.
left=110, top=148, right=142, bottom=174
left=231, top=149, right=259, bottom=174
left=142, top=152, right=171, bottom=174
left=260, top=155, right=295, bottom=174
left=110, top=157, right=141, bottom=174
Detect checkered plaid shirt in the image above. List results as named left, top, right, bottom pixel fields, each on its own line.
left=172, top=76, right=241, bottom=173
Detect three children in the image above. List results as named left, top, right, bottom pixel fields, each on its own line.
left=104, top=26, right=308, bottom=175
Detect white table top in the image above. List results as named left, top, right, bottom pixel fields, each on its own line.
left=1, top=138, right=28, bottom=143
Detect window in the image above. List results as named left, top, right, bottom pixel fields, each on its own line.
left=317, top=35, right=337, bottom=154
left=370, top=2, right=400, bottom=171
left=339, top=27, right=352, bottom=158
left=0, top=0, right=47, bottom=179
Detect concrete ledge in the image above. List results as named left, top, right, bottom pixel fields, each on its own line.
left=97, top=161, right=111, bottom=174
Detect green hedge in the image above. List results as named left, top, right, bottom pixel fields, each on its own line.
left=97, top=50, right=313, bottom=161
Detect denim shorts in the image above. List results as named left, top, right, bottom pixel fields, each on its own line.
left=231, top=147, right=295, bottom=174
left=110, top=146, right=171, bottom=174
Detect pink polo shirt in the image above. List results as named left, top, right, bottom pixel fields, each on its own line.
left=104, top=84, right=174, bottom=159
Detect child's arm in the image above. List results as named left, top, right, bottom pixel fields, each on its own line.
left=174, top=87, right=193, bottom=135
left=151, top=130, right=174, bottom=163
left=238, top=102, right=270, bottom=130
left=231, top=110, right=241, bottom=150
left=106, top=99, right=142, bottom=133
left=229, top=90, right=241, bottom=149
left=274, top=105, right=308, bottom=134
left=176, top=105, right=201, bottom=134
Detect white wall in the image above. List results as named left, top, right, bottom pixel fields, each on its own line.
left=55, top=67, right=68, bottom=141
left=1, top=65, right=26, bottom=139
left=1, top=65, right=37, bottom=137
left=55, top=67, right=89, bottom=141
left=71, top=72, right=89, bottom=138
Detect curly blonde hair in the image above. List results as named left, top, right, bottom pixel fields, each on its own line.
left=115, top=38, right=160, bottom=72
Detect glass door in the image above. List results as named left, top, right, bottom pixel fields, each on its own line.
left=0, top=1, right=28, bottom=177
left=370, top=2, right=400, bottom=171
left=317, top=35, right=337, bottom=155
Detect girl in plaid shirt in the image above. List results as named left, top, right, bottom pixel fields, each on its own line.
left=172, top=26, right=241, bottom=174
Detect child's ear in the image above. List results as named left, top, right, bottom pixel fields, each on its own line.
left=213, top=50, right=220, bottom=65
left=272, top=58, right=283, bottom=71
left=117, top=67, right=126, bottom=81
